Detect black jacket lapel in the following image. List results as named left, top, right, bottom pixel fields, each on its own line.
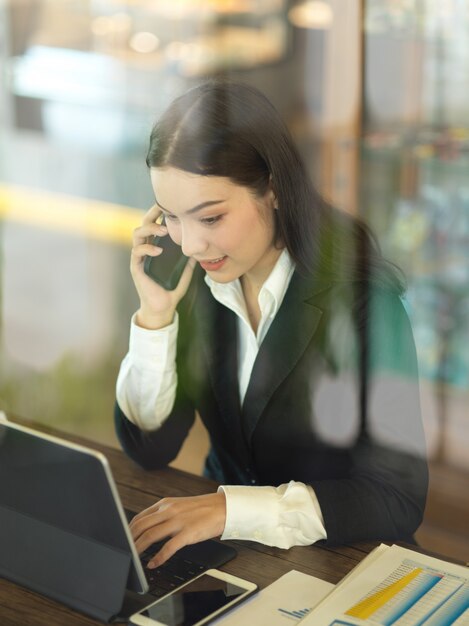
left=241, top=271, right=327, bottom=444
left=195, top=286, right=246, bottom=448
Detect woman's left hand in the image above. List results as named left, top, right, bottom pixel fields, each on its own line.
left=129, top=492, right=227, bottom=568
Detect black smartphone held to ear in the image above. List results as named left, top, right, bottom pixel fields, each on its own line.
left=144, top=219, right=188, bottom=291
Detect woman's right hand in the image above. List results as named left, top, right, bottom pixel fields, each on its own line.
left=130, top=204, right=196, bottom=330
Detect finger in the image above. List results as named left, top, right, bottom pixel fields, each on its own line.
left=130, top=509, right=173, bottom=543
left=132, top=223, right=168, bottom=246
left=148, top=534, right=187, bottom=568
left=129, top=503, right=162, bottom=531
left=173, top=257, right=197, bottom=298
left=131, top=244, right=163, bottom=262
left=130, top=498, right=171, bottom=525
left=135, top=520, right=176, bottom=555
left=130, top=247, right=162, bottom=274
left=142, top=204, right=162, bottom=225
left=129, top=499, right=173, bottom=535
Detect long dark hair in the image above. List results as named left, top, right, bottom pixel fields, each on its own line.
left=146, top=80, right=403, bottom=293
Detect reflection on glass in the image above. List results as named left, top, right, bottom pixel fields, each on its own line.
left=362, top=0, right=469, bottom=468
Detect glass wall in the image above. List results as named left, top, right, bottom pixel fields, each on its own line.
left=361, top=0, right=469, bottom=470
left=0, top=0, right=322, bottom=442
left=1, top=0, right=468, bottom=559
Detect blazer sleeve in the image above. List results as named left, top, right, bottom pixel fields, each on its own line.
left=114, top=394, right=195, bottom=471
left=114, top=293, right=198, bottom=470
left=311, top=286, right=428, bottom=544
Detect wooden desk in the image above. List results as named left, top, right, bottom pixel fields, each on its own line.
left=0, top=424, right=379, bottom=626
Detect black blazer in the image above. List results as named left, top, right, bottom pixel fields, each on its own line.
left=115, top=266, right=428, bottom=545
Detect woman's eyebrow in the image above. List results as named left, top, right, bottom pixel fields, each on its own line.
left=155, top=198, right=225, bottom=214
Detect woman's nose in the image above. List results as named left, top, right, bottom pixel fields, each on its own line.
left=180, top=227, right=208, bottom=258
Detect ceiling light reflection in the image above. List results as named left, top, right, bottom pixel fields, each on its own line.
left=288, top=0, right=333, bottom=29
left=129, top=32, right=160, bottom=54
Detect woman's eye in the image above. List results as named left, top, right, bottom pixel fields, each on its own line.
left=201, top=215, right=222, bottom=226
left=165, top=214, right=179, bottom=222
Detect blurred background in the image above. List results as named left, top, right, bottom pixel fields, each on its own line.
left=0, top=0, right=468, bottom=560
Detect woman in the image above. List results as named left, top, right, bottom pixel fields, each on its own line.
left=115, top=81, right=428, bottom=569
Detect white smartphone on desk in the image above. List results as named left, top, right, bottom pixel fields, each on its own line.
left=129, top=569, right=257, bottom=626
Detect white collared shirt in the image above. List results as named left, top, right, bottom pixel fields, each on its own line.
left=116, top=249, right=327, bottom=548
left=204, top=248, right=295, bottom=404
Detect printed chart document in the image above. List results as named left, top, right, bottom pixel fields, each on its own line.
left=299, top=544, right=469, bottom=626
left=213, top=570, right=334, bottom=625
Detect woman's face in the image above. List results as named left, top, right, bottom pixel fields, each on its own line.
left=150, top=167, right=281, bottom=285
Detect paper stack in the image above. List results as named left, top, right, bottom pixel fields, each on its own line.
left=299, top=543, right=469, bottom=625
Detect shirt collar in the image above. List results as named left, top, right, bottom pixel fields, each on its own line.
left=204, top=249, right=295, bottom=319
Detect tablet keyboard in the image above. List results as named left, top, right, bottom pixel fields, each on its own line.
left=140, top=541, right=205, bottom=597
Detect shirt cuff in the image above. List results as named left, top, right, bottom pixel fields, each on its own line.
left=217, top=481, right=327, bottom=549
left=129, top=311, right=178, bottom=371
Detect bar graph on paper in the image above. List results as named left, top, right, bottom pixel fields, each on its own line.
left=277, top=605, right=312, bottom=620
left=332, top=559, right=469, bottom=625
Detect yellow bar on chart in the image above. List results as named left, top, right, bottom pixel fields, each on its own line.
left=346, top=568, right=423, bottom=620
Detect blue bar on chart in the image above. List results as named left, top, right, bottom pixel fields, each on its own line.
left=277, top=606, right=311, bottom=620
left=421, top=583, right=469, bottom=626
left=381, top=570, right=442, bottom=625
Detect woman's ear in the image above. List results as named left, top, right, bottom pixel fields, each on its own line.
left=268, top=176, right=278, bottom=210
